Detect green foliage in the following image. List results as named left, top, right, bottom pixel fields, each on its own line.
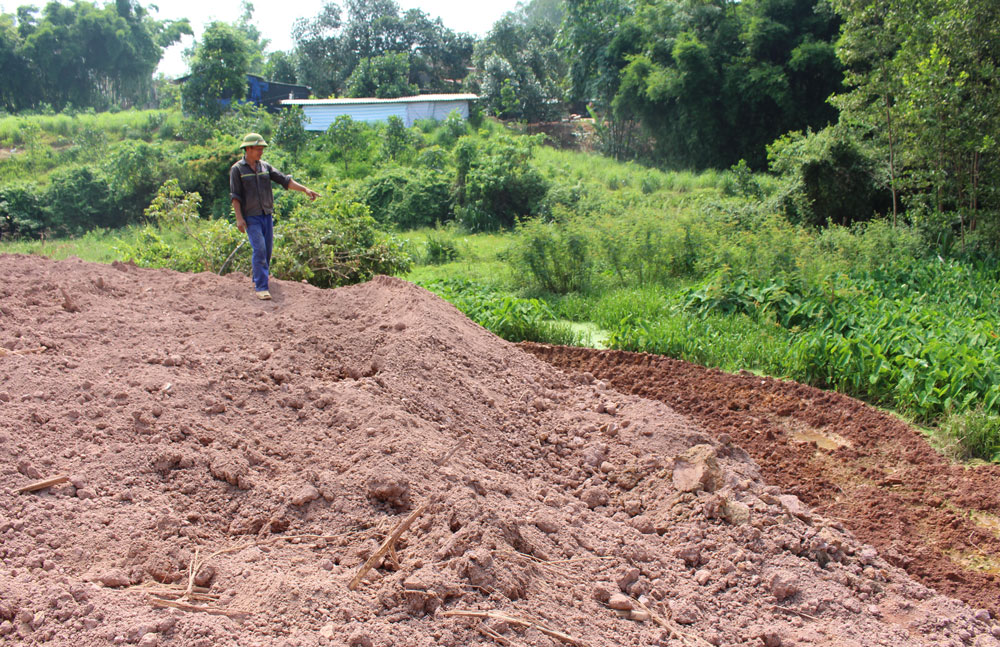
left=182, top=22, right=251, bottom=119
left=0, top=183, right=44, bottom=238
left=2, top=1, right=190, bottom=111
left=379, top=115, right=415, bottom=162
left=346, top=52, right=418, bottom=98
left=940, top=408, right=1000, bottom=462
left=272, top=198, right=412, bottom=287
left=103, top=139, right=167, bottom=223
left=767, top=127, right=890, bottom=226
left=472, top=7, right=565, bottom=122
left=574, top=0, right=843, bottom=168
left=456, top=133, right=549, bottom=231
left=44, top=166, right=114, bottom=234
left=420, top=278, right=582, bottom=344
left=422, top=226, right=460, bottom=264
left=676, top=258, right=1000, bottom=423
left=272, top=106, right=309, bottom=154
left=119, top=192, right=411, bottom=286
left=510, top=215, right=592, bottom=294
left=724, top=159, right=762, bottom=200
left=292, top=0, right=473, bottom=97
left=831, top=0, right=1000, bottom=250
left=322, top=115, right=370, bottom=175
left=361, top=166, right=453, bottom=229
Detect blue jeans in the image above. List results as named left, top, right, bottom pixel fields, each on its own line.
left=245, top=214, right=273, bottom=291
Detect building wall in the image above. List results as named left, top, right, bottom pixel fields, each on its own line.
left=300, top=100, right=469, bottom=131
left=405, top=100, right=469, bottom=125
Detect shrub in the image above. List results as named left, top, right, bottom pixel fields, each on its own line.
left=119, top=195, right=412, bottom=287
left=272, top=198, right=412, bottom=287
left=361, top=166, right=454, bottom=230
left=103, top=140, right=171, bottom=224
left=272, top=106, right=309, bottom=153
left=44, top=166, right=114, bottom=233
left=0, top=184, right=45, bottom=238
left=940, top=409, right=1000, bottom=462
left=767, top=127, right=891, bottom=227
left=421, top=278, right=584, bottom=344
left=510, top=215, right=592, bottom=294
left=423, top=227, right=460, bottom=264
left=458, top=134, right=549, bottom=231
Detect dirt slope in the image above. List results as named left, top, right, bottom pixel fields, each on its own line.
left=1, top=254, right=998, bottom=647
left=521, top=345, right=1000, bottom=618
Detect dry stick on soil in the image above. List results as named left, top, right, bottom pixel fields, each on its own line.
left=218, top=240, right=248, bottom=276
left=15, top=474, right=69, bottom=494
left=147, top=533, right=346, bottom=615
left=349, top=501, right=429, bottom=590
left=478, top=623, right=517, bottom=647
left=631, top=597, right=712, bottom=647
left=772, top=604, right=820, bottom=621
left=441, top=610, right=588, bottom=647
left=150, top=597, right=245, bottom=618
left=0, top=346, right=47, bottom=359
left=434, top=439, right=466, bottom=466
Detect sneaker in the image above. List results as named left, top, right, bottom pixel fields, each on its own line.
left=255, top=290, right=271, bottom=300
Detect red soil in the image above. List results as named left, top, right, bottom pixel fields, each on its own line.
left=1, top=254, right=998, bottom=646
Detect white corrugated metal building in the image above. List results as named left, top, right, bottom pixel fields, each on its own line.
left=280, top=94, right=478, bottom=131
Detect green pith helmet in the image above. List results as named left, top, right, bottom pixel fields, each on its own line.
left=239, top=133, right=268, bottom=149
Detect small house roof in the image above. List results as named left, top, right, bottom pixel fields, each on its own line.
left=280, top=94, right=478, bottom=106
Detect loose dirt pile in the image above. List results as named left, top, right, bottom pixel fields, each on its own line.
left=1, top=254, right=998, bottom=647
left=522, top=345, right=1000, bottom=619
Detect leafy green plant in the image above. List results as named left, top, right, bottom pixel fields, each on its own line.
left=421, top=278, right=583, bottom=344
left=361, top=166, right=453, bottom=229
left=940, top=408, right=1000, bottom=462
left=272, top=198, right=412, bottom=287
left=423, top=227, right=460, bottom=265
left=510, top=214, right=592, bottom=294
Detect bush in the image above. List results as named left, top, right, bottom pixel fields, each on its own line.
left=510, top=215, right=592, bottom=294
left=421, top=278, right=584, bottom=344
left=103, top=140, right=171, bottom=224
left=940, top=408, right=1000, bottom=462
left=272, top=198, right=412, bottom=287
left=457, top=134, right=549, bottom=231
left=361, top=166, right=454, bottom=229
left=119, top=194, right=412, bottom=287
left=0, top=184, right=45, bottom=238
left=423, top=227, right=460, bottom=264
left=272, top=106, right=309, bottom=153
left=767, top=127, right=891, bottom=227
left=178, top=136, right=240, bottom=217
left=44, top=166, right=114, bottom=233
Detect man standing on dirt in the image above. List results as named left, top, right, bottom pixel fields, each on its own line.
left=230, top=132, right=321, bottom=300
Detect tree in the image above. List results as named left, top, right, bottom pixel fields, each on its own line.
left=324, top=115, right=369, bottom=174
left=346, top=52, right=418, bottom=98
left=8, top=0, right=190, bottom=111
left=292, top=3, right=344, bottom=97
left=292, top=0, right=473, bottom=97
left=831, top=0, right=1000, bottom=248
left=471, top=7, right=565, bottom=121
left=0, top=14, right=30, bottom=111
left=263, top=50, right=298, bottom=83
left=592, top=0, right=842, bottom=167
left=182, top=22, right=251, bottom=119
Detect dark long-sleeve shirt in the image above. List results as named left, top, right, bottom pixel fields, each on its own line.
left=229, top=158, right=292, bottom=217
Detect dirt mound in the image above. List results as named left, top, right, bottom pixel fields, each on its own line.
left=1, top=254, right=998, bottom=647
left=522, top=344, right=1000, bottom=619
